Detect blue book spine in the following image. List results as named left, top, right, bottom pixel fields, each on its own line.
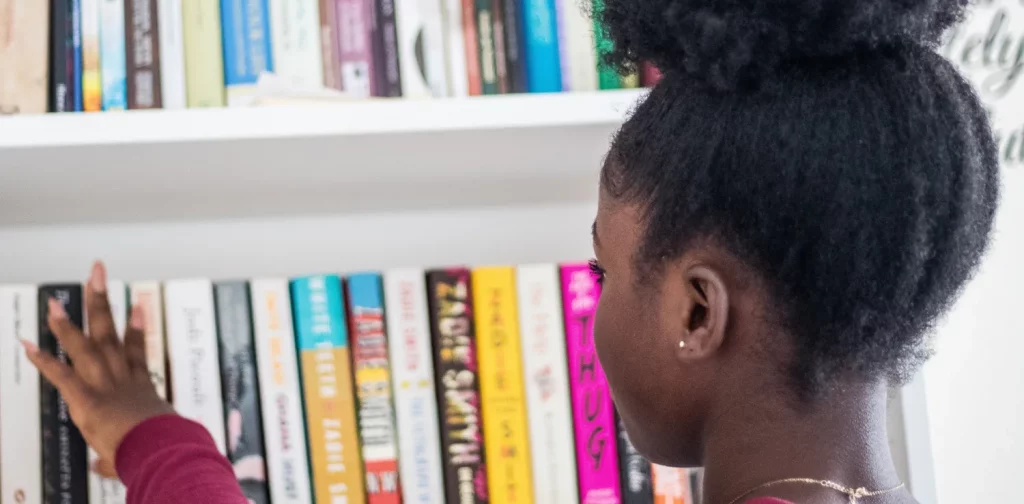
left=72, top=0, right=84, bottom=110
left=99, top=0, right=128, bottom=110
left=522, top=0, right=562, bottom=93
left=220, top=0, right=274, bottom=104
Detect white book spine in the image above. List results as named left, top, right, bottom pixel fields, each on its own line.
left=129, top=281, right=168, bottom=400
left=250, top=279, right=314, bottom=504
left=164, top=279, right=227, bottom=453
left=89, top=280, right=128, bottom=504
left=383, top=269, right=446, bottom=504
left=0, top=285, right=41, bottom=504
left=558, top=0, right=596, bottom=92
left=440, top=0, right=468, bottom=97
left=395, top=0, right=449, bottom=98
left=269, top=0, right=324, bottom=88
left=157, top=0, right=187, bottom=108
left=516, top=264, right=580, bottom=504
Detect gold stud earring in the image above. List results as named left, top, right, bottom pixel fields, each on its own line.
left=679, top=340, right=687, bottom=349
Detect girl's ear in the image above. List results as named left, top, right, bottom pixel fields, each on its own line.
left=676, top=265, right=729, bottom=361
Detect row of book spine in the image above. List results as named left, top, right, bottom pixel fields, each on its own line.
left=0, top=0, right=663, bottom=115
left=0, top=264, right=696, bottom=504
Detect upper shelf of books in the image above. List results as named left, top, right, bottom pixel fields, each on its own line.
left=0, top=90, right=646, bottom=226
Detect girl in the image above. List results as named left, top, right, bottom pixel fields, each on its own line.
left=24, top=0, right=998, bottom=502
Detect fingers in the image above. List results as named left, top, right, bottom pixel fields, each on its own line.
left=47, top=299, right=110, bottom=387
left=123, top=305, right=149, bottom=379
left=22, top=339, right=86, bottom=403
left=90, top=458, right=119, bottom=481
left=85, top=262, right=119, bottom=347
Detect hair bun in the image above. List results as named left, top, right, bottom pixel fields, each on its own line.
left=599, top=0, right=970, bottom=90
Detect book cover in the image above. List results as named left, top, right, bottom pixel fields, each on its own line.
left=292, top=275, right=366, bottom=504
left=214, top=282, right=271, bottom=504
left=394, top=0, right=447, bottom=97
left=372, top=0, right=402, bottom=96
left=347, top=273, right=402, bottom=504
left=617, top=414, right=653, bottom=504
left=100, top=0, right=128, bottom=109
left=336, top=0, right=375, bottom=97
left=157, top=0, right=186, bottom=108
left=472, top=266, right=534, bottom=504
left=164, top=279, right=228, bottom=453
left=88, top=280, right=128, bottom=504
left=250, top=279, right=314, bottom=504
left=516, top=264, right=579, bottom=504
left=591, top=0, right=617, bottom=90
left=651, top=465, right=693, bottom=504
left=50, top=0, right=76, bottom=112
left=382, top=269, right=446, bottom=504
left=0, top=0, right=51, bottom=114
left=129, top=281, right=168, bottom=399
left=222, top=0, right=273, bottom=106
left=38, top=284, right=88, bottom=504
left=561, top=264, right=621, bottom=504
left=522, top=0, right=560, bottom=92
left=182, top=0, right=225, bottom=107
left=554, top=0, right=595, bottom=91
left=73, top=0, right=83, bottom=110
left=474, top=0, right=499, bottom=94
left=426, top=268, right=489, bottom=504
left=499, top=0, right=525, bottom=92
left=0, top=286, right=41, bottom=504
left=269, top=0, right=323, bottom=89
left=319, top=0, right=342, bottom=89
left=460, top=0, right=481, bottom=95
left=441, top=0, right=469, bottom=96
left=125, top=0, right=163, bottom=109
left=81, top=0, right=102, bottom=110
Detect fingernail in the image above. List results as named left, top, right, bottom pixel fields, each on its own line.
left=48, top=298, right=67, bottom=320
left=89, top=261, right=107, bottom=293
left=130, top=305, right=145, bottom=331
left=20, top=339, right=39, bottom=356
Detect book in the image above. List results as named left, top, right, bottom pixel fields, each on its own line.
left=250, top=279, right=314, bottom=504
left=129, top=281, right=168, bottom=399
left=0, top=0, right=51, bottom=114
left=81, top=0, right=102, bottom=110
left=441, top=0, right=469, bottom=96
left=319, top=0, right=342, bottom=89
left=474, top=0, right=499, bottom=94
left=426, top=268, right=489, bottom=504
left=617, top=414, right=653, bottom=504
left=491, top=0, right=508, bottom=93
left=460, top=0, right=481, bottom=95
left=214, top=281, right=271, bottom=504
left=164, top=279, right=228, bottom=453
left=561, top=263, right=622, bottom=504
left=336, top=0, right=376, bottom=98
left=125, top=0, right=162, bottom=108
left=88, top=280, right=128, bottom=504
left=372, top=0, right=402, bottom=96
left=640, top=62, right=660, bottom=87
left=394, top=0, right=448, bottom=97
left=472, top=266, right=534, bottom=504
left=522, top=0, right=561, bottom=92
left=651, top=465, right=693, bottom=504
left=347, top=273, right=402, bottom=504
left=73, top=0, right=83, bottom=110
left=50, top=0, right=76, bottom=112
left=38, top=284, right=88, bottom=504
left=383, top=269, right=446, bottom=504
left=222, top=0, right=273, bottom=106
left=516, top=264, right=579, bottom=504
left=620, top=71, right=638, bottom=89
left=554, top=0, right=595, bottom=91
left=157, top=0, right=186, bottom=108
left=499, top=0, right=525, bottom=92
left=269, top=0, right=323, bottom=89
left=291, top=275, right=366, bottom=504
left=0, top=286, right=41, bottom=504
left=100, top=0, right=128, bottom=109
left=182, top=0, right=225, bottom=107
left=591, top=0, right=617, bottom=90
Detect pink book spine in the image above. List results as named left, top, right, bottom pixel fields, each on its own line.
left=336, top=0, right=376, bottom=97
left=561, top=263, right=623, bottom=504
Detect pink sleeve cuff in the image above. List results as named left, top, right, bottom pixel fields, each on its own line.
left=114, top=414, right=220, bottom=487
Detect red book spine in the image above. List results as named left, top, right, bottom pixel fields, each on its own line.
left=641, top=62, right=662, bottom=87
left=462, top=0, right=482, bottom=95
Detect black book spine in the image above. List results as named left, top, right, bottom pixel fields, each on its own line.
left=426, top=269, right=489, bottom=504
left=617, top=413, right=654, bottom=504
left=499, top=0, right=526, bottom=93
left=213, top=281, right=270, bottom=504
left=49, top=0, right=76, bottom=112
left=38, top=284, right=88, bottom=504
left=371, top=0, right=402, bottom=96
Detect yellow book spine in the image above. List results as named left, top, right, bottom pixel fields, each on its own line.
left=181, top=0, right=225, bottom=108
left=472, top=266, right=534, bottom=504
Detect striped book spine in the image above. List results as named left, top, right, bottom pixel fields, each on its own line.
left=0, top=286, right=42, bottom=504
left=221, top=0, right=273, bottom=106
left=100, top=0, right=128, bottom=109
left=292, top=275, right=366, bottom=504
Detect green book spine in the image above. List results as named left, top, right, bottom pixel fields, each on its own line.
left=182, top=0, right=225, bottom=107
left=476, top=0, right=501, bottom=94
left=593, top=0, right=619, bottom=90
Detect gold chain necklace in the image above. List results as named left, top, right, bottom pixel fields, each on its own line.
left=725, top=478, right=905, bottom=504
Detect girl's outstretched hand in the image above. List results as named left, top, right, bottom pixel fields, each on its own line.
left=22, top=262, right=175, bottom=479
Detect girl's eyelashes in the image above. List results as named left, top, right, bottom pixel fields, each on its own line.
left=588, top=259, right=607, bottom=284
